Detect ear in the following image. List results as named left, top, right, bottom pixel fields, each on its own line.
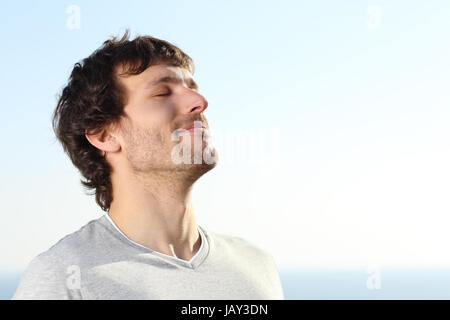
left=85, top=127, right=121, bottom=155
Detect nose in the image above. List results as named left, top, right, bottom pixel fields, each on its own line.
left=184, top=89, right=208, bottom=115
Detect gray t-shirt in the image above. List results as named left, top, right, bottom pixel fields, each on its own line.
left=12, top=215, right=284, bottom=299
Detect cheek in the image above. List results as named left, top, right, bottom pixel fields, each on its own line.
left=148, top=104, right=178, bottom=138
left=129, top=101, right=177, bottom=145
left=129, top=109, right=170, bottom=136
left=144, top=101, right=176, bottom=123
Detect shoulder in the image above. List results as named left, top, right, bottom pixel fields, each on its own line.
left=205, top=228, right=275, bottom=263
left=12, top=217, right=103, bottom=300
left=28, top=217, right=104, bottom=267
left=203, top=228, right=284, bottom=299
left=43, top=217, right=104, bottom=260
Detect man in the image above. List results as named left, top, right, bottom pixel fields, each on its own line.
left=12, top=31, right=284, bottom=299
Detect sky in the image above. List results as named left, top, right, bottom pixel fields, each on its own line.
left=0, top=0, right=449, bottom=272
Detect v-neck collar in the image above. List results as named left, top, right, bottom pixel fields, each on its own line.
left=99, top=214, right=210, bottom=269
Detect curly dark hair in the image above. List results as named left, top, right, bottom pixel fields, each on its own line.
left=51, top=30, right=195, bottom=212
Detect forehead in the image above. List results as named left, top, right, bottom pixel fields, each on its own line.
left=116, top=63, right=193, bottom=90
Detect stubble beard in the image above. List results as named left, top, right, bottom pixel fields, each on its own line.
left=124, top=126, right=218, bottom=184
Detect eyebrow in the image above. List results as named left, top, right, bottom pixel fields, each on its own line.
left=148, top=75, right=199, bottom=90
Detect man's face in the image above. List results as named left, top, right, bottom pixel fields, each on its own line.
left=114, top=63, right=217, bottom=175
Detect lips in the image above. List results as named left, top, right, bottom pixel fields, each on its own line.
left=183, top=122, right=206, bottom=131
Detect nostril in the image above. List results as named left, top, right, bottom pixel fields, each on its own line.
left=191, top=105, right=203, bottom=113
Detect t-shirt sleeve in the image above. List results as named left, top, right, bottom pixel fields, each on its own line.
left=11, top=252, right=83, bottom=300
left=233, top=236, right=285, bottom=299
left=266, top=253, right=285, bottom=300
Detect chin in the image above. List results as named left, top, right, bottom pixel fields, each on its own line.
left=170, top=132, right=218, bottom=168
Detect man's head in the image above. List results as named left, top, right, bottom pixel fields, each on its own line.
left=52, top=30, right=217, bottom=212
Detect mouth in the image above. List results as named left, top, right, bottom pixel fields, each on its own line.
left=183, top=121, right=207, bottom=132
left=186, top=126, right=206, bottom=133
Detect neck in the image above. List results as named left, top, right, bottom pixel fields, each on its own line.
left=107, top=169, right=202, bottom=261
